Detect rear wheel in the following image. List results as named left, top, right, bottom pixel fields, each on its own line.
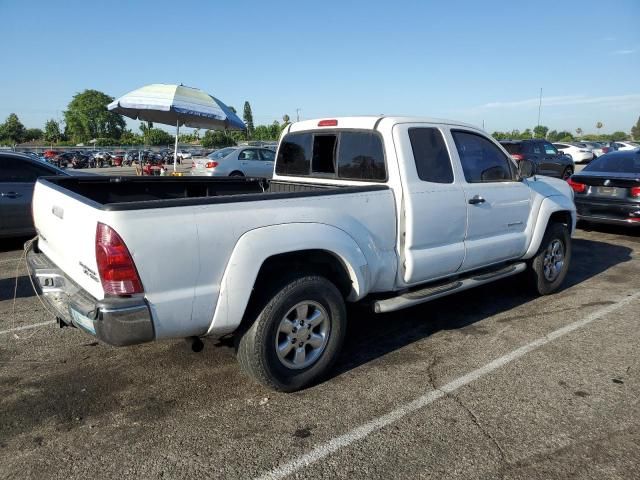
left=229, top=171, right=244, bottom=177
left=561, top=167, right=573, bottom=180
left=528, top=222, right=571, bottom=295
left=236, top=275, right=347, bottom=392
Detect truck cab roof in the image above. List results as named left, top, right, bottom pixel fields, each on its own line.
left=288, top=116, right=481, bottom=133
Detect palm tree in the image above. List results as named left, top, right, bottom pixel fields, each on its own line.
left=596, top=122, right=603, bottom=135
left=576, top=128, right=583, bottom=138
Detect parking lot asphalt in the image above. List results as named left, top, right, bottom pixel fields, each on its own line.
left=1, top=190, right=638, bottom=480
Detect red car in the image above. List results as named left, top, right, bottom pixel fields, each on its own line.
left=43, top=150, right=59, bottom=159
left=111, top=151, right=125, bottom=167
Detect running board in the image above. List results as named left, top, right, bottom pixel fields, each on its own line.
left=374, top=262, right=527, bottom=313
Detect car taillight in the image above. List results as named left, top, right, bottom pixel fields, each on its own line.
left=511, top=154, right=525, bottom=161
left=205, top=161, right=218, bottom=168
left=631, top=186, right=640, bottom=198
left=601, top=147, right=610, bottom=153
left=96, top=223, right=143, bottom=296
left=567, top=178, right=587, bottom=193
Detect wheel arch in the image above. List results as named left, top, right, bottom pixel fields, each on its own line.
left=523, top=196, right=576, bottom=259
left=206, top=223, right=370, bottom=337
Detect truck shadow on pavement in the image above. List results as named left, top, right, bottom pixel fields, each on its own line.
left=0, top=275, right=35, bottom=301
left=331, top=237, right=633, bottom=380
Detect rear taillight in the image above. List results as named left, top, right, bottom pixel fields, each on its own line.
left=96, top=223, right=143, bottom=296
left=567, top=177, right=586, bottom=193
left=631, top=186, right=640, bottom=198
left=205, top=161, right=218, bottom=168
left=602, top=147, right=610, bottom=153
left=511, top=154, right=525, bottom=161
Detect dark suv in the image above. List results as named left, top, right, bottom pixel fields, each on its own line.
left=499, top=139, right=574, bottom=179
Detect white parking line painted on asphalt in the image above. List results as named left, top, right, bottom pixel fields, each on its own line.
left=255, top=291, right=640, bottom=480
left=0, top=320, right=55, bottom=336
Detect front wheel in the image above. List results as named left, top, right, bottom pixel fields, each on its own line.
left=236, top=275, right=347, bottom=392
left=528, top=222, right=571, bottom=295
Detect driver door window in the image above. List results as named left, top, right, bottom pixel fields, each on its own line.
left=452, top=131, right=515, bottom=183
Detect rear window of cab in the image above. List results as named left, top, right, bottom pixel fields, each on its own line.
left=275, top=130, right=386, bottom=181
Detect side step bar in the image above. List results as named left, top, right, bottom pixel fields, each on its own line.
left=374, top=262, right=527, bottom=313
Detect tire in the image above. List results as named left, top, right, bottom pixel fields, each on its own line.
left=561, top=167, right=573, bottom=180
left=528, top=222, right=571, bottom=295
left=229, top=171, right=244, bottom=177
left=236, top=275, right=347, bottom=392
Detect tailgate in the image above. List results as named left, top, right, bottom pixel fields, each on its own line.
left=32, top=179, right=105, bottom=301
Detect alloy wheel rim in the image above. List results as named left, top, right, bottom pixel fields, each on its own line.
left=275, top=301, right=330, bottom=370
left=543, top=239, right=565, bottom=282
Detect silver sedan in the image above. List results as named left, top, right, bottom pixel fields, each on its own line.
left=190, top=146, right=275, bottom=178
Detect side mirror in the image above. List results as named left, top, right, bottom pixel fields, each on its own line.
left=518, top=159, right=536, bottom=179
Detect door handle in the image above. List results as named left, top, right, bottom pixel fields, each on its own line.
left=468, top=195, right=485, bottom=205
left=1, top=191, right=22, bottom=199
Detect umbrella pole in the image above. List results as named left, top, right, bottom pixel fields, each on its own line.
left=174, top=119, right=179, bottom=172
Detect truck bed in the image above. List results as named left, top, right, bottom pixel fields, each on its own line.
left=39, top=176, right=386, bottom=211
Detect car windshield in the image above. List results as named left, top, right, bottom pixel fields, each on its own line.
left=584, top=152, right=640, bottom=173
left=207, top=147, right=236, bottom=159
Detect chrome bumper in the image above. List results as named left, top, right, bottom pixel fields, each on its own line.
left=25, top=241, right=155, bottom=346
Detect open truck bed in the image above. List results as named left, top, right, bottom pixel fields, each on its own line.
left=40, top=176, right=383, bottom=210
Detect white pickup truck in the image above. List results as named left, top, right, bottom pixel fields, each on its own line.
left=27, top=116, right=576, bottom=391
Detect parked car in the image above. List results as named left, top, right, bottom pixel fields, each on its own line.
left=177, top=150, right=192, bottom=162
left=111, top=151, right=126, bottom=167
left=70, top=152, right=90, bottom=169
left=0, top=152, right=69, bottom=238
left=190, top=146, right=275, bottom=177
left=569, top=149, right=640, bottom=226
left=553, top=142, right=594, bottom=164
left=610, top=141, right=640, bottom=151
left=573, top=141, right=612, bottom=158
left=499, top=139, right=574, bottom=179
left=27, top=115, right=575, bottom=391
left=53, top=152, right=76, bottom=168
left=43, top=150, right=59, bottom=160
left=189, top=148, right=205, bottom=157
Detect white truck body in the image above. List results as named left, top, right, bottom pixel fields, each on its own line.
left=28, top=116, right=575, bottom=390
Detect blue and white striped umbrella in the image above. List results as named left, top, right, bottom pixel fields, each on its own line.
left=108, top=84, right=245, bottom=171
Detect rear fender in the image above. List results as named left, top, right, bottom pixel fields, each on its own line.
left=206, top=223, right=369, bottom=336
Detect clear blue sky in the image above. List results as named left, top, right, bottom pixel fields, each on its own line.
left=1, top=0, right=639, bottom=134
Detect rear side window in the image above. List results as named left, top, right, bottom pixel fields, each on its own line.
left=276, top=131, right=386, bottom=181
left=408, top=128, right=453, bottom=183
left=452, top=131, right=515, bottom=183
left=276, top=133, right=312, bottom=175
left=337, top=132, right=386, bottom=181
left=0, top=157, right=56, bottom=182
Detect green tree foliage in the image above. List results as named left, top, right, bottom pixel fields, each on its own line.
left=24, top=128, right=44, bottom=142
left=145, top=128, right=174, bottom=146
left=44, top=119, right=62, bottom=144
left=0, top=113, right=26, bottom=144
left=610, top=131, right=628, bottom=141
left=201, top=130, right=236, bottom=149
left=243, top=101, right=254, bottom=138
left=533, top=125, right=549, bottom=139
left=630, top=117, right=640, bottom=140
left=119, top=130, right=144, bottom=145
left=64, top=89, right=126, bottom=142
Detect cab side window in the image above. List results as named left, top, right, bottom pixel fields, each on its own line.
left=452, top=131, right=515, bottom=183
left=408, top=128, right=453, bottom=183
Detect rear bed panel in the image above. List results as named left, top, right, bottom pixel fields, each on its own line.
left=32, top=180, right=105, bottom=300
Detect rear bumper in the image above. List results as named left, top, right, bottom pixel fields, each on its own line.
left=25, top=241, right=155, bottom=346
left=575, top=199, right=640, bottom=226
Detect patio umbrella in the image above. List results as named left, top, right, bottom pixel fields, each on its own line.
left=108, top=84, right=245, bottom=172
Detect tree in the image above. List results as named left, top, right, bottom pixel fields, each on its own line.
left=0, top=113, right=26, bottom=144
left=521, top=128, right=532, bottom=139
left=610, top=131, right=628, bottom=141
left=282, top=114, right=291, bottom=125
left=44, top=119, right=62, bottom=144
left=547, top=130, right=559, bottom=142
left=201, top=130, right=235, bottom=149
left=533, top=125, right=549, bottom=139
left=555, top=131, right=574, bottom=142
left=243, top=101, right=254, bottom=139
left=24, top=128, right=44, bottom=142
left=145, top=128, right=174, bottom=146
left=631, top=117, right=640, bottom=140
left=595, top=122, right=603, bottom=134
left=576, top=128, right=583, bottom=138
left=64, top=89, right=126, bottom=143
